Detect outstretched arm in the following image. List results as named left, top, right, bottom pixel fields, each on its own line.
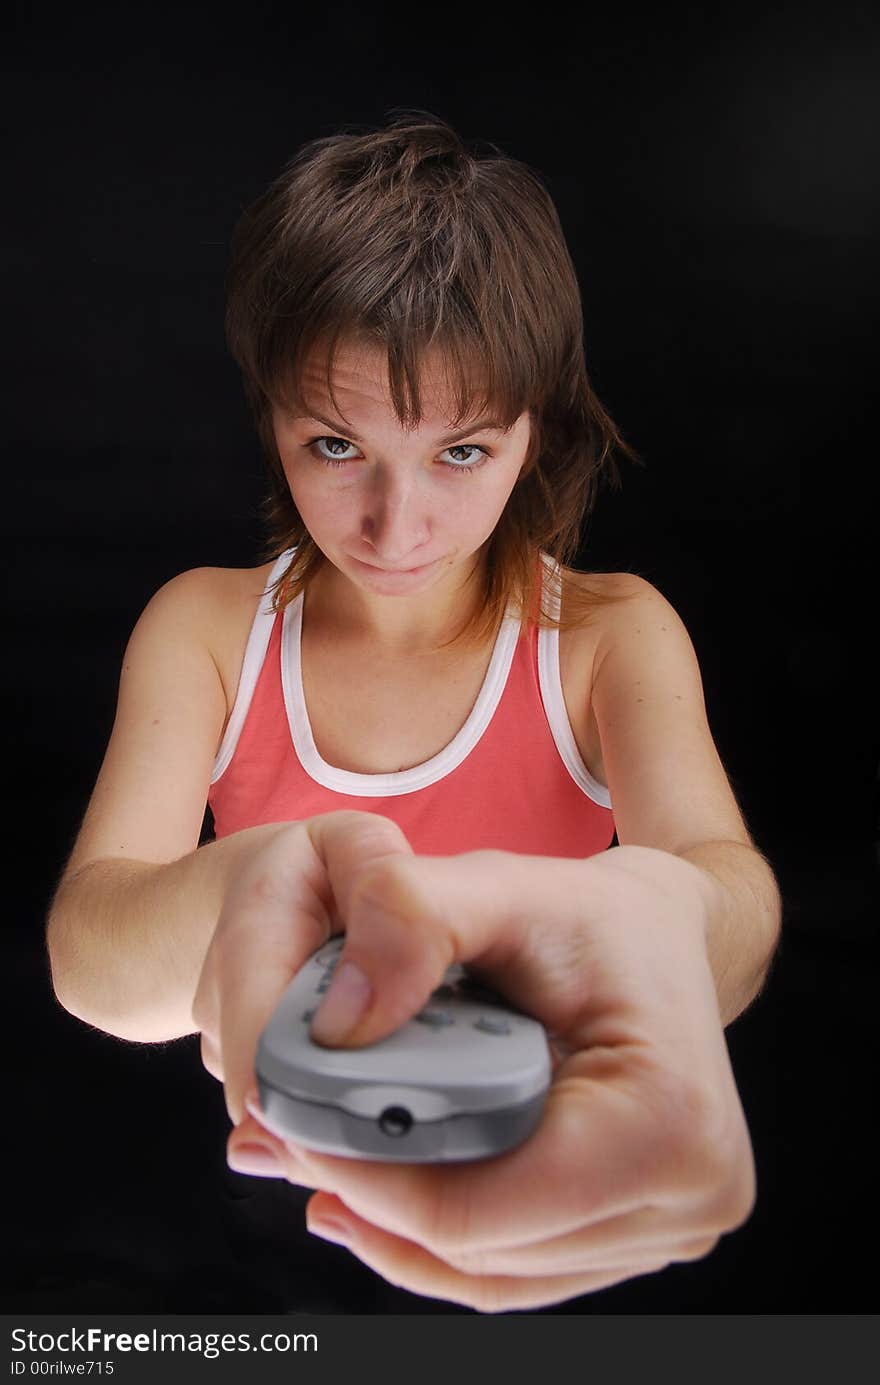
left=590, top=574, right=781, bottom=1027
left=675, top=839, right=781, bottom=1025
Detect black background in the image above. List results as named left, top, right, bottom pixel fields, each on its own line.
left=4, top=1, right=878, bottom=1316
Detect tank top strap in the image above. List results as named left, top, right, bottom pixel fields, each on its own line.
left=210, top=547, right=296, bottom=783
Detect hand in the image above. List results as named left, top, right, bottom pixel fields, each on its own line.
left=229, top=843, right=757, bottom=1312
left=191, top=809, right=418, bottom=1126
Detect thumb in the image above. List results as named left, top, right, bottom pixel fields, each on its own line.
left=307, top=848, right=599, bottom=1050
left=220, top=810, right=414, bottom=1126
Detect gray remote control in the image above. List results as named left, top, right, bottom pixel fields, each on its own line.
left=254, top=935, right=552, bottom=1162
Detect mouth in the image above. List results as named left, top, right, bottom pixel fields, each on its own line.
left=352, top=557, right=438, bottom=576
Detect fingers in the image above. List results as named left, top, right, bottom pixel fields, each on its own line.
left=226, top=1106, right=727, bottom=1311
left=307, top=848, right=604, bottom=1049
left=304, top=810, right=416, bottom=924
left=304, top=1191, right=672, bottom=1312
left=226, top=1114, right=312, bottom=1182
left=304, top=844, right=731, bottom=1092
left=242, top=1043, right=751, bottom=1250
left=214, top=829, right=327, bottom=1127
left=239, top=1076, right=682, bottom=1251
left=200, top=1030, right=223, bottom=1083
left=216, top=812, right=415, bottom=1125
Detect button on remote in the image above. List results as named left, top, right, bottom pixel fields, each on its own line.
left=474, top=1016, right=512, bottom=1035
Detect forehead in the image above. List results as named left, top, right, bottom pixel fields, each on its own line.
left=293, top=339, right=490, bottom=420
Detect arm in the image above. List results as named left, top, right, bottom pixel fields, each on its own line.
left=47, top=822, right=291, bottom=1042
left=590, top=575, right=781, bottom=1027
left=44, top=565, right=290, bottom=1042
left=676, top=839, right=781, bottom=1026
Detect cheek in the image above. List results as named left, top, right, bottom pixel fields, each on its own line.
left=442, top=456, right=522, bottom=514
left=448, top=484, right=507, bottom=531
left=281, top=459, right=322, bottom=510
left=289, top=479, right=339, bottom=524
left=423, top=483, right=515, bottom=551
left=468, top=468, right=521, bottom=527
left=284, top=467, right=358, bottom=538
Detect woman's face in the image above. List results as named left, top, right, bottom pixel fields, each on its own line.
left=270, top=341, right=532, bottom=614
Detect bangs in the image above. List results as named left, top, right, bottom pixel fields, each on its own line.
left=266, top=321, right=533, bottom=439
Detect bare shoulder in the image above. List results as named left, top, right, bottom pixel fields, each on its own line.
left=562, top=566, right=650, bottom=599
left=55, top=558, right=280, bottom=881
left=560, top=569, right=690, bottom=734
left=581, top=569, right=755, bottom=854
left=559, top=565, right=650, bottom=652
left=139, top=561, right=265, bottom=659
left=163, top=559, right=275, bottom=615
left=585, top=571, right=687, bottom=675
left=171, top=559, right=275, bottom=627
left=180, top=559, right=278, bottom=717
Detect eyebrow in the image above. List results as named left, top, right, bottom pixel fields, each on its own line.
left=293, top=411, right=510, bottom=447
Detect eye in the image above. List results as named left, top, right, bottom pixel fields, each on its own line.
left=304, top=436, right=493, bottom=475
left=440, top=443, right=491, bottom=474
left=308, top=436, right=358, bottom=466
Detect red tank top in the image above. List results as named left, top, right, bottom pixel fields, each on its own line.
left=208, top=549, right=614, bottom=857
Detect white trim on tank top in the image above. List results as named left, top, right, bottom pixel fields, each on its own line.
left=210, top=547, right=612, bottom=808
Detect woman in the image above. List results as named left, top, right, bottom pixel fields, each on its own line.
left=46, top=110, right=780, bottom=1310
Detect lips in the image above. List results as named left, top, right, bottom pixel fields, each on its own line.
left=355, top=558, right=435, bottom=575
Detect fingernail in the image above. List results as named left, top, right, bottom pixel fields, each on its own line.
left=307, top=1212, right=352, bottom=1247
left=228, top=1142, right=283, bottom=1177
left=310, top=961, right=372, bottom=1045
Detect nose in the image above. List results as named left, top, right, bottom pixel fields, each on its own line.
left=360, top=467, right=431, bottom=567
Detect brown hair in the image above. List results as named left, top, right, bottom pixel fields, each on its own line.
left=224, top=108, right=645, bottom=652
